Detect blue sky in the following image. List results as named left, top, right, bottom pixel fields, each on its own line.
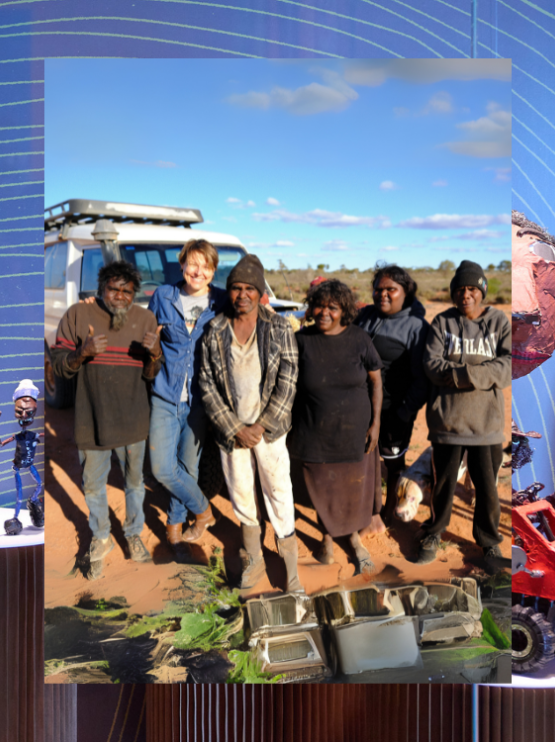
left=45, top=58, right=511, bottom=270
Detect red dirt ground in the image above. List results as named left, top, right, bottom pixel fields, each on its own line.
left=44, top=303, right=511, bottom=622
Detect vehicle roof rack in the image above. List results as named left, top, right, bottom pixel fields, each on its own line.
left=44, top=199, right=204, bottom=231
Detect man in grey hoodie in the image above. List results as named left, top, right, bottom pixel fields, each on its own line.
left=417, top=260, right=511, bottom=565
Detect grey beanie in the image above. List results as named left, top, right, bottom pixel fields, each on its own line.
left=450, top=260, right=488, bottom=299
left=227, top=254, right=266, bottom=296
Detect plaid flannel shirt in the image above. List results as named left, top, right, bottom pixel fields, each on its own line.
left=199, top=304, right=299, bottom=453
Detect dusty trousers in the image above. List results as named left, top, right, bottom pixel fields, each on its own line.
left=220, top=433, right=296, bottom=538
left=424, top=443, right=503, bottom=548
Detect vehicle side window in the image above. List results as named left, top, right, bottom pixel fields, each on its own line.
left=134, top=250, right=165, bottom=283
left=81, top=248, right=104, bottom=292
left=45, top=241, right=68, bottom=289
left=213, top=248, right=247, bottom=288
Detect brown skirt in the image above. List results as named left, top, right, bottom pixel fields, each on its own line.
left=302, top=446, right=382, bottom=538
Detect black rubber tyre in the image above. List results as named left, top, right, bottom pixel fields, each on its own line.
left=198, top=427, right=225, bottom=499
left=45, top=344, right=75, bottom=409
left=512, top=604, right=555, bottom=673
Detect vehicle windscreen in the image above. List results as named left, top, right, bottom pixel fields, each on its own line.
left=80, top=243, right=246, bottom=302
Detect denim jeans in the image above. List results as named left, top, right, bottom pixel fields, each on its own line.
left=149, top=395, right=209, bottom=525
left=79, top=440, right=146, bottom=540
left=14, top=464, right=42, bottom=518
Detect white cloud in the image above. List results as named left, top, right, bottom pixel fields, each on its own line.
left=379, top=180, right=398, bottom=191
left=247, top=240, right=295, bottom=249
left=484, top=166, right=511, bottom=182
left=393, top=106, right=411, bottom=118
left=442, top=102, right=511, bottom=158
left=380, top=245, right=399, bottom=251
left=423, top=91, right=453, bottom=114
left=432, top=180, right=448, bottom=187
left=227, top=91, right=271, bottom=109
left=446, top=141, right=510, bottom=157
left=130, top=159, right=177, bottom=168
left=266, top=197, right=280, bottom=206
left=226, top=70, right=358, bottom=116
left=323, top=239, right=349, bottom=252
left=429, top=229, right=505, bottom=242
left=252, top=208, right=391, bottom=229
left=227, top=197, right=256, bottom=209
left=397, top=213, right=510, bottom=229
left=435, top=247, right=479, bottom=254
left=343, top=59, right=511, bottom=86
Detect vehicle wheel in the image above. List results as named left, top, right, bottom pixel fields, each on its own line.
left=512, top=604, right=555, bottom=673
left=198, top=427, right=225, bottom=498
left=44, top=345, right=75, bottom=409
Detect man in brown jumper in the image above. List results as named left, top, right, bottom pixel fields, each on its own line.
left=51, top=261, right=162, bottom=574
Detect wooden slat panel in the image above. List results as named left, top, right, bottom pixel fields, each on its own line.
left=145, top=684, right=477, bottom=742
left=0, top=545, right=45, bottom=742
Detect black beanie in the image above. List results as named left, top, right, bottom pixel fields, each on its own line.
left=450, top=260, right=488, bottom=299
left=227, top=254, right=266, bottom=296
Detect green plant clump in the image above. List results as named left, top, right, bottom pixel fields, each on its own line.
left=480, top=608, right=511, bottom=650
left=226, top=650, right=283, bottom=684
left=173, top=611, right=235, bottom=652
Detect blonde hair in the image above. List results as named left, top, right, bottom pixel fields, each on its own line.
left=178, top=239, right=219, bottom=271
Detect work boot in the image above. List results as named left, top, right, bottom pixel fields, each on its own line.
left=89, top=535, right=115, bottom=562
left=126, top=534, right=153, bottom=563
left=483, top=544, right=506, bottom=575
left=482, top=544, right=503, bottom=560
left=166, top=522, right=192, bottom=564
left=276, top=533, right=304, bottom=593
left=182, top=504, right=217, bottom=543
left=415, top=534, right=441, bottom=565
left=239, top=524, right=266, bottom=589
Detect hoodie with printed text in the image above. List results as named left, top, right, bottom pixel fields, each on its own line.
left=423, top=306, right=511, bottom=446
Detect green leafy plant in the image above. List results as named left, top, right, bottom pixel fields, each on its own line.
left=226, top=650, right=283, bottom=684
left=480, top=608, right=511, bottom=650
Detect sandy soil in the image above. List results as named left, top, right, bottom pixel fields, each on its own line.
left=44, top=302, right=512, bottom=620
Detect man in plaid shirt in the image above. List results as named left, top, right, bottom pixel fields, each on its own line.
left=199, top=254, right=302, bottom=593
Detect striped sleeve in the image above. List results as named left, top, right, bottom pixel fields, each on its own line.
left=50, top=306, right=81, bottom=380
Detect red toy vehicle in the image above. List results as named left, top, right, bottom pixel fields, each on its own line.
left=512, top=499, right=555, bottom=672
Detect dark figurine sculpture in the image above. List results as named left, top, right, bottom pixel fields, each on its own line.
left=2, top=380, right=44, bottom=535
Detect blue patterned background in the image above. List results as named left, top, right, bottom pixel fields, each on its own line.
left=0, top=3, right=552, bottom=512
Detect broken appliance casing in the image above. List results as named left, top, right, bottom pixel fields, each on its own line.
left=313, top=580, right=483, bottom=675
left=245, top=593, right=333, bottom=683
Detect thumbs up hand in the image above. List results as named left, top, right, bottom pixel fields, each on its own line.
left=142, top=324, right=163, bottom=357
left=81, top=324, right=108, bottom=358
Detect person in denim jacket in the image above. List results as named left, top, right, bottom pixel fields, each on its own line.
left=148, top=239, right=227, bottom=562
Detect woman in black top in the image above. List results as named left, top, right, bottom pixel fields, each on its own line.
left=289, top=280, right=383, bottom=574
left=355, top=265, right=429, bottom=529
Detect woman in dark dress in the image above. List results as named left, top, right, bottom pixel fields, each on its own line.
left=289, top=280, right=383, bottom=574
left=355, top=265, right=429, bottom=530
